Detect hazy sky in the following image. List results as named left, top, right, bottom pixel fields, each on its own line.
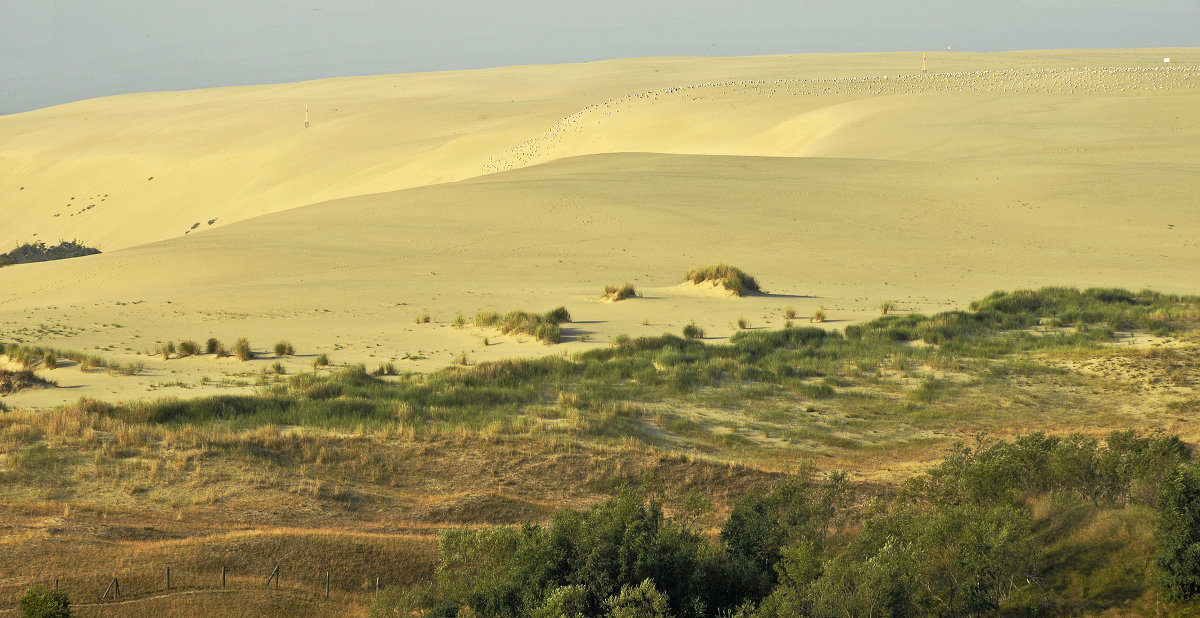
left=2, top=1, right=1197, bottom=114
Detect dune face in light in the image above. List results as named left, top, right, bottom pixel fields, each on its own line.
left=1, top=49, right=1198, bottom=407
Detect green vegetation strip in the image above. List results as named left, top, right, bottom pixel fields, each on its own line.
left=63, top=287, right=1200, bottom=454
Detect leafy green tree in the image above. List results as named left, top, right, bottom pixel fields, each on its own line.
left=1157, top=464, right=1200, bottom=600
left=606, top=579, right=673, bottom=618
left=531, top=585, right=588, bottom=618
left=720, top=468, right=852, bottom=601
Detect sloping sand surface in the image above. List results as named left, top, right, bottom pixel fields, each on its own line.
left=1, top=49, right=1198, bottom=407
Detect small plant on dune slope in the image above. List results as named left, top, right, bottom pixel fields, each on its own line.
left=177, top=340, right=200, bottom=357
left=205, top=338, right=221, bottom=355
left=812, top=308, right=827, bottom=323
left=274, top=340, right=295, bottom=356
left=682, top=323, right=705, bottom=340
left=233, top=337, right=253, bottom=361
left=880, top=301, right=895, bottom=316
left=684, top=264, right=762, bottom=296
left=313, top=353, right=330, bottom=369
left=603, top=283, right=639, bottom=301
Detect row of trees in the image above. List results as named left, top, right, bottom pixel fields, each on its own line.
left=371, top=430, right=1200, bottom=617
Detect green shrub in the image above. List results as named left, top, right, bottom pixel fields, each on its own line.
left=684, top=264, right=761, bottom=296
left=205, top=337, right=221, bottom=355
left=42, top=352, right=57, bottom=369
left=19, top=585, right=71, bottom=618
left=233, top=337, right=253, bottom=361
left=811, top=309, right=826, bottom=323
left=313, top=354, right=330, bottom=368
left=2, top=239, right=99, bottom=266
left=274, top=340, right=295, bottom=356
left=682, top=323, right=705, bottom=340
left=737, top=317, right=749, bottom=330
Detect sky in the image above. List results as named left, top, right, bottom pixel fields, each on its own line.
left=2, top=1, right=1198, bottom=114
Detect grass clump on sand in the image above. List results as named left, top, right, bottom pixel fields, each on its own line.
left=682, top=323, right=705, bottom=340
left=684, top=263, right=761, bottom=296
left=4, top=343, right=106, bottom=372
left=233, top=337, right=253, bottom=361
left=275, top=340, right=295, bottom=356
left=0, top=369, right=55, bottom=394
left=602, top=283, right=639, bottom=302
left=475, top=307, right=572, bottom=344
left=176, top=340, right=200, bottom=357
left=205, top=337, right=221, bottom=355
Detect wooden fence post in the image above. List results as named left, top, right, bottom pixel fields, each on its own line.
left=375, top=576, right=380, bottom=598
left=221, top=565, right=226, bottom=588
left=266, top=565, right=280, bottom=589
left=325, top=571, right=330, bottom=598
left=166, top=565, right=171, bottom=591
left=101, top=577, right=120, bottom=601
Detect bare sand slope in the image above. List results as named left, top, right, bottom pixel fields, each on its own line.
left=1, top=48, right=1198, bottom=408
left=1, top=49, right=1194, bottom=250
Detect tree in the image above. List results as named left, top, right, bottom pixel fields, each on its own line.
left=1157, top=464, right=1200, bottom=600
left=606, top=579, right=673, bottom=618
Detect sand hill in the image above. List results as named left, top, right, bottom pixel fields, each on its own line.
left=1, top=48, right=1198, bottom=408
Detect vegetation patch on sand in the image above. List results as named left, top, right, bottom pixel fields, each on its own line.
left=475, top=307, right=572, bottom=344
left=684, top=263, right=762, bottom=296
left=0, top=368, right=55, bottom=394
left=602, top=283, right=639, bottom=302
left=0, top=240, right=99, bottom=267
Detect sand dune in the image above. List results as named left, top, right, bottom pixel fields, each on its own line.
left=1, top=48, right=1198, bottom=408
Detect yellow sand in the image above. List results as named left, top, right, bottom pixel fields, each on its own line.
left=1, top=48, right=1198, bottom=408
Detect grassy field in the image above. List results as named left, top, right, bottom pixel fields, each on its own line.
left=2, top=287, right=1200, bottom=615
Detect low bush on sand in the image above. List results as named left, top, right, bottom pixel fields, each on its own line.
left=233, top=337, right=253, bottom=361
left=0, top=239, right=99, bottom=266
left=684, top=264, right=761, bottom=296
left=177, top=340, right=200, bottom=357
left=475, top=307, right=572, bottom=344
left=275, top=341, right=295, bottom=356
